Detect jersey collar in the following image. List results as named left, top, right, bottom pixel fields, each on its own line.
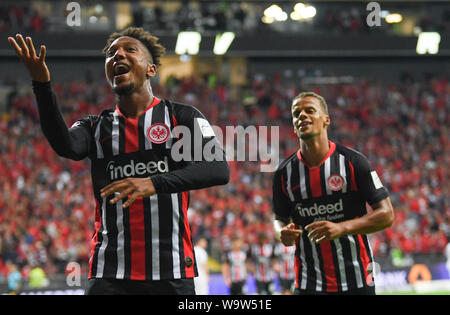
left=114, top=96, right=161, bottom=119
left=297, top=140, right=336, bottom=169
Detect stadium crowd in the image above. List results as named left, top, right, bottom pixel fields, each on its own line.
left=0, top=70, right=448, bottom=285
left=1, top=1, right=450, bottom=36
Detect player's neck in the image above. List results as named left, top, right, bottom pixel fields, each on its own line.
left=116, top=83, right=154, bottom=119
left=299, top=134, right=330, bottom=167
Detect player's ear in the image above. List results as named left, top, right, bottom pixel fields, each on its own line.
left=324, top=115, right=330, bottom=128
left=146, top=62, right=157, bottom=79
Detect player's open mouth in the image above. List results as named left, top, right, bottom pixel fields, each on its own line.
left=113, top=64, right=131, bottom=78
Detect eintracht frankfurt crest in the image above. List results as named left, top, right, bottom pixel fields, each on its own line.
left=147, top=123, right=170, bottom=144
left=327, top=174, right=345, bottom=191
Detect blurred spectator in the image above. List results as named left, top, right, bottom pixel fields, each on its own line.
left=1, top=1, right=448, bottom=37
left=28, top=265, right=48, bottom=288
left=6, top=261, right=22, bottom=294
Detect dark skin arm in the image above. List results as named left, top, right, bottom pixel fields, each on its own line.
left=305, top=197, right=394, bottom=244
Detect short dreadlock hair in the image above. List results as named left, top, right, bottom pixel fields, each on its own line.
left=103, top=27, right=166, bottom=67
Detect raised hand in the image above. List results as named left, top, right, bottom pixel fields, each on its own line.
left=8, top=34, right=50, bottom=82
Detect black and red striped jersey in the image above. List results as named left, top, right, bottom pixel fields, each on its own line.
left=32, top=81, right=229, bottom=281
left=272, top=141, right=389, bottom=293
left=274, top=243, right=296, bottom=281
left=249, top=243, right=275, bottom=282
left=222, top=250, right=247, bottom=283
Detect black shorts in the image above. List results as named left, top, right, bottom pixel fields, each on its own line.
left=279, top=279, right=295, bottom=292
left=229, top=281, right=245, bottom=295
left=85, top=278, right=195, bottom=295
left=256, top=280, right=273, bottom=295
left=294, top=285, right=376, bottom=296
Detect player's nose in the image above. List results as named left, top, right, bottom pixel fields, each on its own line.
left=113, top=47, right=126, bottom=61
left=298, top=109, right=308, bottom=120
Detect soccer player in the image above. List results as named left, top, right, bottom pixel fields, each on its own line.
left=221, top=238, right=248, bottom=295
left=272, top=92, right=394, bottom=295
left=273, top=242, right=296, bottom=295
left=8, top=27, right=230, bottom=295
left=248, top=232, right=275, bottom=295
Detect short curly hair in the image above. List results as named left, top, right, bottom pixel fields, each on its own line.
left=103, top=27, right=166, bottom=67
left=293, top=92, right=329, bottom=115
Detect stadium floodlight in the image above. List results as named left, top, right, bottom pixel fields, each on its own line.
left=264, top=4, right=283, bottom=18
left=264, top=4, right=288, bottom=22
left=213, top=32, right=236, bottom=55
left=294, top=2, right=306, bottom=12
left=292, top=3, right=316, bottom=20
left=385, top=13, right=403, bottom=24
left=301, top=5, right=316, bottom=19
left=416, top=32, right=441, bottom=55
left=175, top=31, right=202, bottom=55
left=290, top=11, right=301, bottom=21
left=274, top=11, right=288, bottom=22
left=261, top=15, right=275, bottom=24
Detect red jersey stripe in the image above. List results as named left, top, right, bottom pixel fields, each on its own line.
left=320, top=241, right=338, bottom=292
left=182, top=191, right=195, bottom=277
left=357, top=234, right=370, bottom=285
left=129, top=198, right=146, bottom=280
left=309, top=167, right=322, bottom=197
left=348, top=161, right=358, bottom=191
left=125, top=118, right=139, bottom=153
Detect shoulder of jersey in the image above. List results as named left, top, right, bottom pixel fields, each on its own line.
left=170, top=100, right=203, bottom=116
left=98, top=108, right=115, bottom=117
left=274, top=151, right=298, bottom=173
left=334, top=142, right=368, bottom=162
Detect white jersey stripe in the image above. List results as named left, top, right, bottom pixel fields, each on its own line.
left=339, top=154, right=348, bottom=193
left=333, top=238, right=348, bottom=291
left=348, top=235, right=364, bottom=288
left=112, top=111, right=120, bottom=156
left=286, top=162, right=295, bottom=202
left=144, top=107, right=154, bottom=150
left=150, top=194, right=160, bottom=280
left=164, top=106, right=173, bottom=149
left=115, top=195, right=125, bottom=279
left=324, top=157, right=332, bottom=195
left=299, top=238, right=308, bottom=290
left=299, top=162, right=308, bottom=199
left=310, top=241, right=323, bottom=291
left=171, top=193, right=181, bottom=279
left=95, top=197, right=107, bottom=277
left=94, top=117, right=104, bottom=159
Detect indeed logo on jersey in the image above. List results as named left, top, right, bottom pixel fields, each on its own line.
left=107, top=157, right=169, bottom=181
left=296, top=199, right=344, bottom=221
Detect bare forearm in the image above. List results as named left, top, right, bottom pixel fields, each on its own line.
left=340, top=199, right=394, bottom=236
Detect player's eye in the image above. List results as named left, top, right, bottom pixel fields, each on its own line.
left=127, top=47, right=136, bottom=52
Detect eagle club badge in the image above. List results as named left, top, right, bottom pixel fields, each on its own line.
left=327, top=174, right=345, bottom=191
left=147, top=123, right=170, bottom=144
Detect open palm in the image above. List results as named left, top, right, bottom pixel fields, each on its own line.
left=8, top=34, right=50, bottom=82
